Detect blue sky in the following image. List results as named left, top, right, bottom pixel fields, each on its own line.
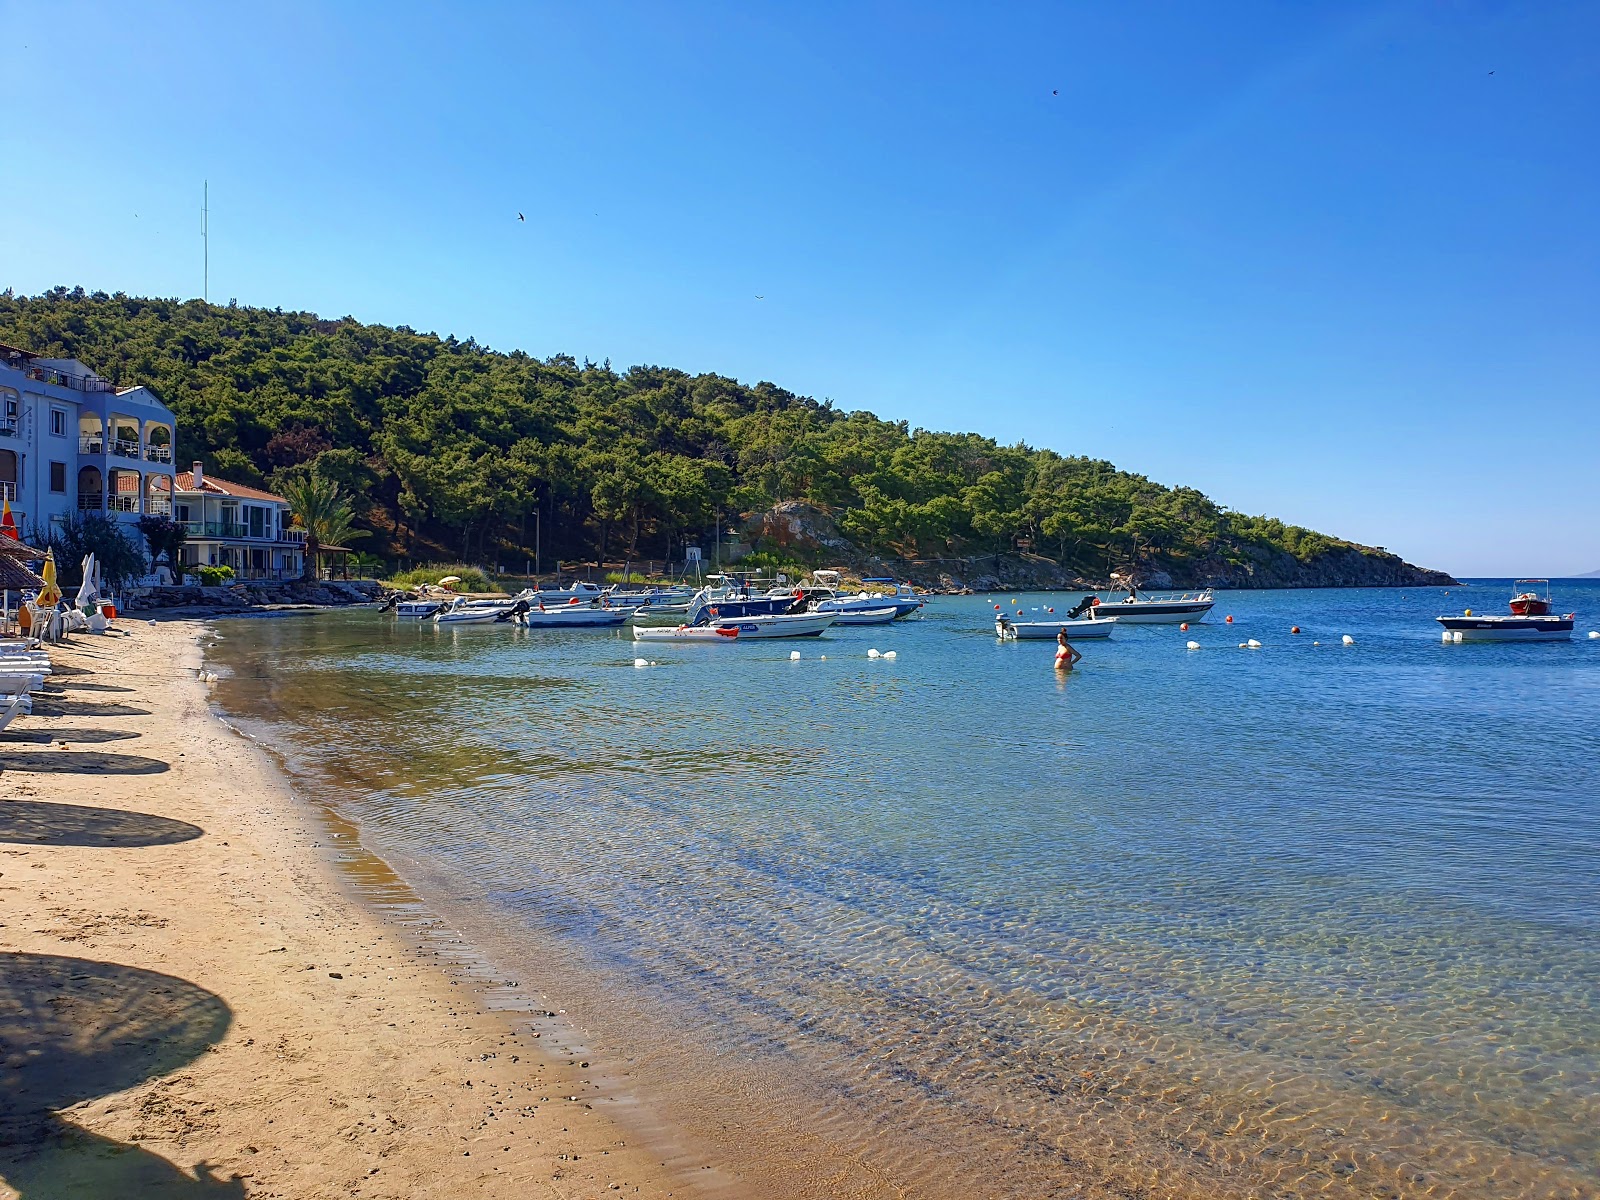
left=4, top=1, right=1597, bottom=576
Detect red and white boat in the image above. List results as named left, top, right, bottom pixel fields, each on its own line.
left=1437, top=580, right=1574, bottom=642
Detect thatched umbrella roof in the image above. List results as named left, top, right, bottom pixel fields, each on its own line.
left=0, top=555, right=45, bottom=590
left=0, top=531, right=44, bottom=557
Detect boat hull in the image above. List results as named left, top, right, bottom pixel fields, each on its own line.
left=998, top=618, right=1114, bottom=640
left=829, top=607, right=900, bottom=626
left=1091, top=601, right=1214, bottom=624
left=1437, top=615, right=1573, bottom=642
left=517, top=608, right=630, bottom=628
left=708, top=613, right=837, bottom=638
left=633, top=625, right=741, bottom=642
left=434, top=608, right=514, bottom=624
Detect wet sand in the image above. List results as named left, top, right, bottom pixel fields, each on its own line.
left=0, top=620, right=699, bottom=1199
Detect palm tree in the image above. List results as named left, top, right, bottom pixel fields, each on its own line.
left=280, top=476, right=365, bottom=581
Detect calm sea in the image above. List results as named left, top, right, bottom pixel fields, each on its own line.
left=209, top=581, right=1600, bottom=1199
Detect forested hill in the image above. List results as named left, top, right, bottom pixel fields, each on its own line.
left=0, top=287, right=1452, bottom=588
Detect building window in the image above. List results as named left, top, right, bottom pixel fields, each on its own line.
left=175, top=503, right=191, bottom=523
left=50, top=408, right=67, bottom=437
left=49, top=461, right=66, bottom=493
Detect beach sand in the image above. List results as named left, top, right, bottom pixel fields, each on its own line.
left=0, top=619, right=700, bottom=1199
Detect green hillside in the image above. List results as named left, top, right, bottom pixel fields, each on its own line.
left=0, top=287, right=1447, bottom=586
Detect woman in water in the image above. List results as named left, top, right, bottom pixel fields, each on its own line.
left=1055, top=628, right=1082, bottom=671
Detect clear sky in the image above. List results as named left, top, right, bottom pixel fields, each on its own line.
left=4, top=1, right=1597, bottom=576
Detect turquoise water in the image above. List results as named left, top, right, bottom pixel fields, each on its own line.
left=211, top=582, right=1600, bottom=1198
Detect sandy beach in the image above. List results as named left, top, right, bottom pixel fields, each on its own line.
left=0, top=619, right=699, bottom=1199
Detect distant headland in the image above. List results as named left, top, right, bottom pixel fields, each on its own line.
left=0, top=287, right=1453, bottom=589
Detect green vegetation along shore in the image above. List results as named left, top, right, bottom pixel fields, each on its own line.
left=0, top=288, right=1453, bottom=589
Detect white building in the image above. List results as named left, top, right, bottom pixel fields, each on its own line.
left=165, top=465, right=306, bottom=580
left=0, top=342, right=178, bottom=537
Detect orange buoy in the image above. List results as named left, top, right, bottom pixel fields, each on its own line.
left=1291, top=626, right=1300, bottom=634
left=1179, top=622, right=1189, bottom=631
left=1225, top=615, right=1234, bottom=624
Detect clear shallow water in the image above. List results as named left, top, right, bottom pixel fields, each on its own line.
left=210, top=582, right=1600, bottom=1198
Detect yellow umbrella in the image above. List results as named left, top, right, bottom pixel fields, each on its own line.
left=38, top=547, right=61, bottom=607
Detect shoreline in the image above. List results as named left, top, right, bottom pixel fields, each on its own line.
left=1, top=619, right=703, bottom=1199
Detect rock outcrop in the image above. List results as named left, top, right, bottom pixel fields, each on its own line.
left=739, top=502, right=1456, bottom=591
left=125, top=579, right=383, bottom=611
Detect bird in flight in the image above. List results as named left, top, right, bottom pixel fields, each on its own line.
left=755, top=295, right=764, bottom=300
left=1487, top=70, right=1495, bottom=75
left=1052, top=89, right=1058, bottom=96
left=517, top=212, right=525, bottom=221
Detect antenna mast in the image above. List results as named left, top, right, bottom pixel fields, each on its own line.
left=202, top=181, right=209, bottom=303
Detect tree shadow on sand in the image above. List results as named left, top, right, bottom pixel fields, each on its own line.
left=22, top=699, right=151, bottom=719
left=0, top=952, right=244, bottom=1198
left=0, top=800, right=202, bottom=848
left=0, top=751, right=170, bottom=776
left=0, top=728, right=142, bottom=746
left=51, top=682, right=136, bottom=695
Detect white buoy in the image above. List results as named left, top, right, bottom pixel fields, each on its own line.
left=1589, top=631, right=1599, bottom=639
left=1312, top=640, right=1321, bottom=645
left=789, top=650, right=801, bottom=660
left=1238, top=642, right=1248, bottom=648
left=1342, top=634, right=1355, bottom=645
left=883, top=650, right=896, bottom=659
left=633, top=657, right=649, bottom=668
left=1247, top=639, right=1262, bottom=649
left=868, top=648, right=881, bottom=659
left=1186, top=640, right=1201, bottom=650
left=820, top=654, right=826, bottom=660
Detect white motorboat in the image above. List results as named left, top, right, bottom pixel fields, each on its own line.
left=707, top=612, right=836, bottom=638
left=515, top=604, right=631, bottom=628
left=1437, top=581, right=1575, bottom=642
left=829, top=606, right=900, bottom=626
left=996, top=613, right=1113, bottom=640
left=801, top=570, right=926, bottom=619
left=433, top=597, right=520, bottom=624
left=528, top=581, right=612, bottom=604
left=1086, top=587, right=1215, bottom=624
left=633, top=624, right=742, bottom=642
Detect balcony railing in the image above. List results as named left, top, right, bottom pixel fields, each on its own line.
left=145, top=498, right=172, bottom=516
left=109, top=494, right=140, bottom=512
left=78, top=493, right=104, bottom=511
left=18, top=364, right=115, bottom=393
left=145, top=445, right=173, bottom=462
left=0, top=482, right=14, bottom=502
left=181, top=521, right=250, bottom=539
left=112, top=439, right=142, bottom=459
left=79, top=435, right=105, bottom=454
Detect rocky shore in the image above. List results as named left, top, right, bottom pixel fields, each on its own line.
left=123, top=579, right=383, bottom=612
left=745, top=501, right=1457, bottom=593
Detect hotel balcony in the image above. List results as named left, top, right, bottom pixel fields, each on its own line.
left=77, top=493, right=104, bottom=510
left=79, top=435, right=104, bottom=454
left=21, top=365, right=115, bottom=393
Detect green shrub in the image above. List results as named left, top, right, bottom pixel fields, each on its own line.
left=388, top=564, right=496, bottom=593
left=197, top=565, right=236, bottom=587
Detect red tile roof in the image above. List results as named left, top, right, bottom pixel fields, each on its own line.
left=158, top=475, right=288, bottom=504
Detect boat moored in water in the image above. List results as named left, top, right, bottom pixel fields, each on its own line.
left=1086, top=587, right=1215, bottom=624
left=1438, top=580, right=1575, bottom=642
left=633, top=624, right=742, bottom=642
left=996, top=613, right=1113, bottom=640
left=707, top=612, right=837, bottom=638
left=829, top=606, right=900, bottom=626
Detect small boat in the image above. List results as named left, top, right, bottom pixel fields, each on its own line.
left=633, top=624, right=742, bottom=642
left=829, top=606, right=900, bottom=626
left=707, top=612, right=836, bottom=638
left=433, top=597, right=521, bottom=624
left=1086, top=587, right=1215, bottom=624
left=996, top=612, right=1113, bottom=640
left=802, top=571, right=926, bottom=619
left=516, top=605, right=631, bottom=628
left=1437, top=580, right=1574, bottom=642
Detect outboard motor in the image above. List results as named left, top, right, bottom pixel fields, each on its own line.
left=1066, top=596, right=1096, bottom=620
left=496, top=599, right=531, bottom=623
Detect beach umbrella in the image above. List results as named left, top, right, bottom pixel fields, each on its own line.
left=38, top=548, right=61, bottom=608
left=0, top=498, right=16, bottom=538
left=76, top=553, right=99, bottom=611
